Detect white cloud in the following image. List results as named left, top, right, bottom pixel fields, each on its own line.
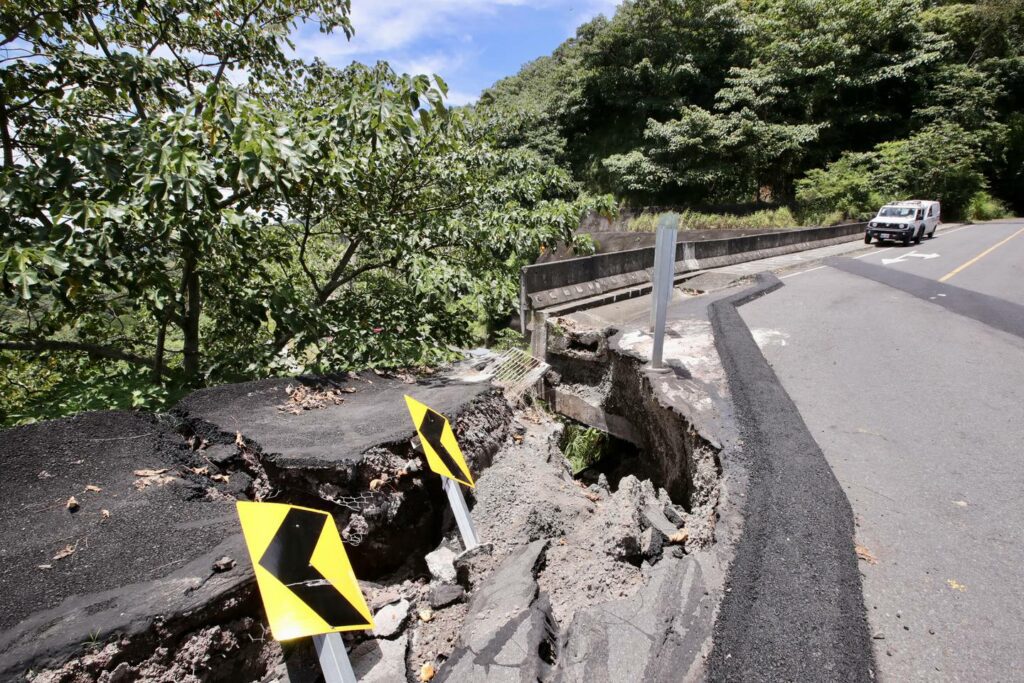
left=444, top=88, right=480, bottom=106
left=288, top=0, right=622, bottom=105
left=292, top=0, right=619, bottom=61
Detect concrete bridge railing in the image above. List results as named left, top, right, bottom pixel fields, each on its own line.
left=519, top=222, right=868, bottom=336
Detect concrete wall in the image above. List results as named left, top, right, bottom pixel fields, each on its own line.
left=521, top=222, right=867, bottom=325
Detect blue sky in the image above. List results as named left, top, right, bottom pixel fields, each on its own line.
left=289, top=1, right=620, bottom=105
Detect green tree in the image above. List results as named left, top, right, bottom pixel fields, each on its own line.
left=1, top=0, right=602, bottom=424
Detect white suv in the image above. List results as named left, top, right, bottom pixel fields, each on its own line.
left=865, top=200, right=941, bottom=246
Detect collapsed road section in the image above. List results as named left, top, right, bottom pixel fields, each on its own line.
left=0, top=355, right=727, bottom=682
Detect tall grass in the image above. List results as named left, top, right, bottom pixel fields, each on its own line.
left=626, top=207, right=844, bottom=232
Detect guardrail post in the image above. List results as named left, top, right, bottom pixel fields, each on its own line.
left=650, top=214, right=679, bottom=371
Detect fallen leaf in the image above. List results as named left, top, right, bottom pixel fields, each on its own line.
left=418, top=608, right=433, bottom=622
left=133, top=469, right=176, bottom=490
left=84, top=484, right=102, bottom=493
left=190, top=466, right=210, bottom=476
left=668, top=529, right=689, bottom=544
left=210, top=473, right=229, bottom=483
left=38, top=564, right=53, bottom=570
left=53, top=544, right=76, bottom=560
left=133, top=468, right=168, bottom=477
left=947, top=579, right=966, bottom=592
left=340, top=387, right=356, bottom=393
left=419, top=663, right=436, bottom=682
left=369, top=478, right=384, bottom=491
left=855, top=544, right=878, bottom=565
left=101, top=509, right=111, bottom=519
left=235, top=431, right=245, bottom=448
left=66, top=496, right=80, bottom=512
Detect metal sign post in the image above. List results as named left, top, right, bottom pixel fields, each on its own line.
left=404, top=395, right=482, bottom=552
left=649, top=224, right=668, bottom=331
left=443, top=477, right=480, bottom=550
left=650, top=214, right=679, bottom=371
left=314, top=632, right=358, bottom=683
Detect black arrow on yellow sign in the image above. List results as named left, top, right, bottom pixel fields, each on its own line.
left=258, top=507, right=367, bottom=629
left=419, top=409, right=470, bottom=483
left=404, top=394, right=475, bottom=487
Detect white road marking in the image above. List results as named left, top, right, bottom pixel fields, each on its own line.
left=881, top=251, right=940, bottom=265
left=856, top=224, right=974, bottom=261
left=781, top=265, right=826, bottom=279
left=855, top=247, right=891, bottom=259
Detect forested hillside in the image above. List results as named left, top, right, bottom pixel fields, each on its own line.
left=480, top=0, right=1024, bottom=219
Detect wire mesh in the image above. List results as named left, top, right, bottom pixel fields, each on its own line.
left=487, top=348, right=549, bottom=403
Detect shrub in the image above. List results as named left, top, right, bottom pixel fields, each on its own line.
left=965, top=191, right=1010, bottom=221
left=561, top=424, right=608, bottom=474
left=797, top=122, right=988, bottom=221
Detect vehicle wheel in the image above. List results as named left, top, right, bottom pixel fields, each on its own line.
left=865, top=233, right=872, bottom=244
left=914, top=226, right=923, bottom=244
left=902, top=231, right=912, bottom=246
left=928, top=228, right=936, bottom=239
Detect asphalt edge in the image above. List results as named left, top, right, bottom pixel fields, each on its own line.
left=826, top=256, right=1024, bottom=340
left=705, top=273, right=874, bottom=682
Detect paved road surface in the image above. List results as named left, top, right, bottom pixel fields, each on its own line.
left=741, top=219, right=1024, bottom=681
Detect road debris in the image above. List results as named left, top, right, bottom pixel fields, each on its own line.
left=947, top=579, right=966, bottom=592
left=133, top=468, right=176, bottom=489
left=669, top=529, right=690, bottom=544
left=212, top=556, right=235, bottom=573
left=65, top=496, right=79, bottom=512
left=84, top=484, right=102, bottom=492
left=419, top=662, right=436, bottom=681
left=856, top=544, right=878, bottom=565
left=53, top=544, right=76, bottom=560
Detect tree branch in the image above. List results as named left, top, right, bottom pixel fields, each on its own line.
left=85, top=14, right=148, bottom=121
left=0, top=339, right=168, bottom=376
left=0, top=89, right=14, bottom=168
left=317, top=236, right=362, bottom=302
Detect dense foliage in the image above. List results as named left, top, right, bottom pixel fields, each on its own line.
left=0, top=0, right=602, bottom=424
left=480, top=0, right=1023, bottom=218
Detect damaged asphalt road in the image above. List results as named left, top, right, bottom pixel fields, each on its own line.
left=706, top=274, right=874, bottom=682
left=0, top=410, right=253, bottom=680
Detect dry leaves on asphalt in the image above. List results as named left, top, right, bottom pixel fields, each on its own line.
left=419, top=663, right=436, bottom=682
left=66, top=496, right=79, bottom=512
left=856, top=544, right=878, bottom=565
left=84, top=484, right=102, bottom=492
left=277, top=384, right=349, bottom=414
left=133, top=468, right=176, bottom=489
left=947, top=579, right=967, bottom=592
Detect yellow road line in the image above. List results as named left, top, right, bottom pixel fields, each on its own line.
left=939, top=226, right=1024, bottom=283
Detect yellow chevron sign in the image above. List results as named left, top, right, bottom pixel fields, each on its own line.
left=236, top=502, right=374, bottom=641
left=404, top=395, right=475, bottom=488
